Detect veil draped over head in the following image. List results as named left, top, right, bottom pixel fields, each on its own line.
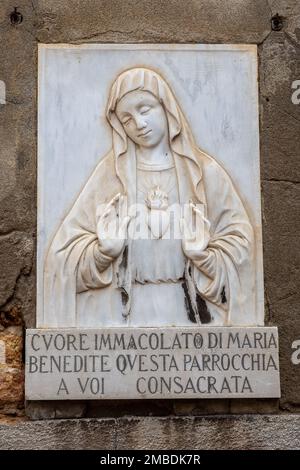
left=105, top=67, right=205, bottom=205
left=106, top=68, right=197, bottom=161
left=42, top=67, right=256, bottom=328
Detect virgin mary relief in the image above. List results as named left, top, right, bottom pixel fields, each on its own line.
left=43, top=67, right=256, bottom=328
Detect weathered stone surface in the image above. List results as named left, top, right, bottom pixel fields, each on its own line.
left=262, top=182, right=300, bottom=309
left=0, top=326, right=23, bottom=368
left=0, top=327, right=24, bottom=411
left=0, top=0, right=299, bottom=422
left=174, top=397, right=279, bottom=415
left=35, top=0, right=271, bottom=43
left=173, top=399, right=231, bottom=416
left=0, top=0, right=36, bottom=332
left=258, top=6, right=300, bottom=411
left=115, top=415, right=300, bottom=450
left=0, top=415, right=299, bottom=449
left=0, top=369, right=24, bottom=404
left=261, top=182, right=300, bottom=408
left=259, top=34, right=300, bottom=183
left=0, top=233, right=33, bottom=308
left=25, top=399, right=175, bottom=419
left=25, top=397, right=281, bottom=419
left=269, top=1, right=300, bottom=46
left=25, top=401, right=87, bottom=420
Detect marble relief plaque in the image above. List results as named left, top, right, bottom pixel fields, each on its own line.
left=26, top=327, right=280, bottom=400
left=27, top=44, right=279, bottom=399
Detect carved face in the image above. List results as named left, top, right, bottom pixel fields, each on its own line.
left=115, top=90, right=169, bottom=148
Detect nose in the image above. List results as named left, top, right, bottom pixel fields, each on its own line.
left=134, top=115, right=147, bottom=130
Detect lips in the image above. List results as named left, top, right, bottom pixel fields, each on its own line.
left=138, top=129, right=152, bottom=137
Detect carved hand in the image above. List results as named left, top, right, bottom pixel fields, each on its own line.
left=96, top=193, right=131, bottom=259
left=180, top=202, right=211, bottom=261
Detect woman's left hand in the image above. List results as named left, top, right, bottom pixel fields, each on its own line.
left=180, top=202, right=210, bottom=261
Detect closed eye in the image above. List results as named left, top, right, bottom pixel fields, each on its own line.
left=140, top=106, right=151, bottom=114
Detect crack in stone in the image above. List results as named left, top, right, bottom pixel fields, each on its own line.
left=21, top=25, right=40, bottom=42
left=0, top=230, right=21, bottom=238
left=264, top=288, right=273, bottom=323
left=0, top=269, right=23, bottom=313
left=262, top=178, right=300, bottom=184
left=285, top=31, right=300, bottom=50
left=257, top=29, right=273, bottom=46
left=277, top=108, right=300, bottom=125
left=30, top=0, right=37, bottom=14
left=64, top=29, right=135, bottom=42
left=0, top=237, right=34, bottom=313
left=276, top=292, right=298, bottom=302
left=266, top=0, right=273, bottom=16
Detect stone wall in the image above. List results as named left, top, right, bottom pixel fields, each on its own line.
left=0, top=0, right=299, bottom=444
left=0, top=415, right=300, bottom=450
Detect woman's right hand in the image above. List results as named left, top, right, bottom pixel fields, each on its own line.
left=96, top=194, right=131, bottom=259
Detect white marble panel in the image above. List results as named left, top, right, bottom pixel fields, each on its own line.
left=37, top=44, right=264, bottom=328
left=26, top=327, right=280, bottom=400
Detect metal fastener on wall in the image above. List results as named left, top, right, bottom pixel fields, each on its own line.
left=10, top=7, right=23, bottom=25
left=271, top=13, right=284, bottom=31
